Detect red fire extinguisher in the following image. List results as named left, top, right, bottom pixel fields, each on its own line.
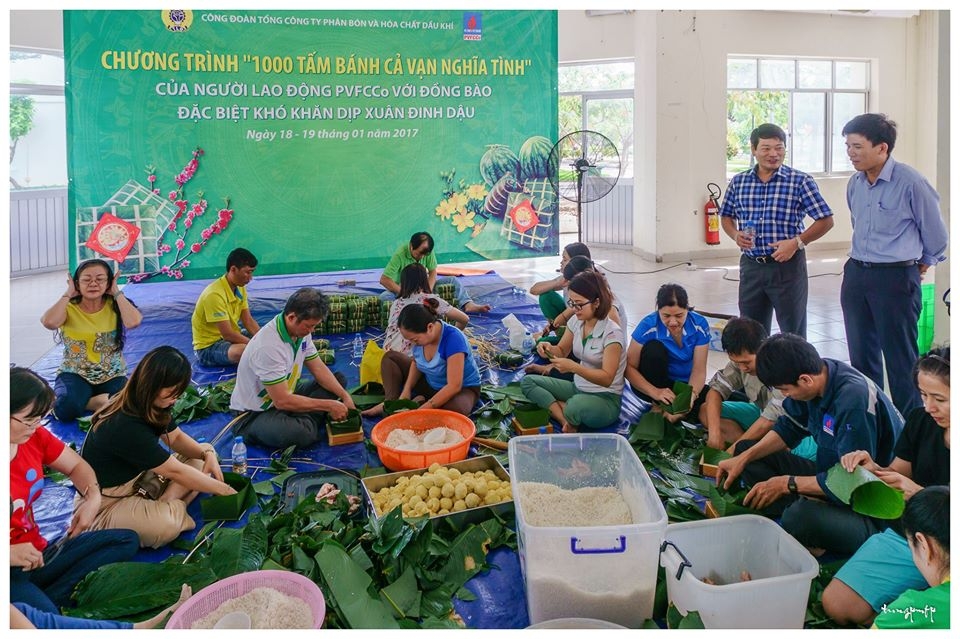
left=704, top=182, right=722, bottom=245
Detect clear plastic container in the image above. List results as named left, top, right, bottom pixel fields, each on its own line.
left=508, top=434, right=666, bottom=628
left=660, top=514, right=819, bottom=628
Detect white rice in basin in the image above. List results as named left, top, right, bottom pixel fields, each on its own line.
left=190, top=586, right=314, bottom=629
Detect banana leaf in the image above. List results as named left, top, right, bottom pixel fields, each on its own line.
left=200, top=472, right=258, bottom=521
left=825, top=463, right=905, bottom=519
left=329, top=408, right=363, bottom=434
left=379, top=565, right=421, bottom=618
left=513, top=403, right=550, bottom=429
left=662, top=381, right=694, bottom=415
left=384, top=399, right=419, bottom=415
left=701, top=447, right=732, bottom=465
left=67, top=561, right=218, bottom=621
left=350, top=382, right=386, bottom=410
left=480, top=382, right=528, bottom=404
left=208, top=516, right=268, bottom=580
left=315, top=543, right=400, bottom=629
left=629, top=411, right=665, bottom=442
left=707, top=485, right=757, bottom=517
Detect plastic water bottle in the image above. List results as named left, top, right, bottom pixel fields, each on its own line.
left=521, top=331, right=535, bottom=356
left=352, top=333, right=364, bottom=359
left=231, top=436, right=247, bottom=476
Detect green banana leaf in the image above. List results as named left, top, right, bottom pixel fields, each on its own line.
left=384, top=399, right=419, bottom=415
left=630, top=411, right=665, bottom=442
left=379, top=565, right=421, bottom=618
left=200, top=472, right=258, bottom=521
left=513, top=403, right=550, bottom=429
left=329, top=408, right=363, bottom=434
left=825, top=463, right=905, bottom=519
left=315, top=543, right=401, bottom=629
left=350, top=382, right=386, bottom=409
left=480, top=382, right=528, bottom=404
left=701, top=447, right=732, bottom=466
left=66, top=561, right=218, bottom=621
left=208, top=516, right=268, bottom=580
left=662, top=381, right=694, bottom=415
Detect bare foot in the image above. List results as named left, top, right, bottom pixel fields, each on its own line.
left=361, top=402, right=384, bottom=418
left=524, top=363, right=550, bottom=375
left=134, top=584, right=192, bottom=629
left=561, top=422, right=577, bottom=434
left=464, top=302, right=491, bottom=313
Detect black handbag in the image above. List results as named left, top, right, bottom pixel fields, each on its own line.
left=133, top=470, right=170, bottom=500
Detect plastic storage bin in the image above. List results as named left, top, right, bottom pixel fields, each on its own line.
left=508, top=434, right=666, bottom=628
left=660, top=515, right=818, bottom=629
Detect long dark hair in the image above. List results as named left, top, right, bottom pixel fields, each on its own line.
left=399, top=263, right=432, bottom=298
left=92, top=346, right=192, bottom=433
left=60, top=259, right=127, bottom=350
left=10, top=367, right=55, bottom=419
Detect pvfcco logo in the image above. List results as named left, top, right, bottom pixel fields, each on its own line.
left=463, top=12, right=482, bottom=41
left=161, top=9, right=194, bottom=32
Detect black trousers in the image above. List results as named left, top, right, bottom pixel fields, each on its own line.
left=735, top=439, right=888, bottom=556
left=738, top=251, right=808, bottom=338
left=840, top=259, right=922, bottom=415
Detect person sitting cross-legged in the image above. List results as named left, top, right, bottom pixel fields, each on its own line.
left=520, top=271, right=626, bottom=433
left=230, top=288, right=356, bottom=449
left=716, top=333, right=904, bottom=557
left=191, top=247, right=260, bottom=366
left=698, top=317, right=815, bottom=460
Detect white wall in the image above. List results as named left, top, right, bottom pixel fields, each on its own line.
left=560, top=9, right=942, bottom=261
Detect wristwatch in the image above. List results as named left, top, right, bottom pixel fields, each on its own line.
left=795, top=236, right=806, bottom=251
left=787, top=475, right=798, bottom=495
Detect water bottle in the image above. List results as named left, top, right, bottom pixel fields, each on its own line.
left=352, top=333, right=364, bottom=359
left=741, top=221, right=756, bottom=248
left=521, top=331, right=535, bottom=356
left=231, top=436, right=247, bottom=475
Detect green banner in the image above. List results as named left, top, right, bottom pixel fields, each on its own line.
left=64, top=9, right=558, bottom=282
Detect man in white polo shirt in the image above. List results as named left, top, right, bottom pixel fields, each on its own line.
left=230, top=288, right=356, bottom=448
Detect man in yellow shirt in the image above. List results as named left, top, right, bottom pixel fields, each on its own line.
left=191, top=248, right=260, bottom=366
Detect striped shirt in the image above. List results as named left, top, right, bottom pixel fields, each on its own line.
left=720, top=164, right=833, bottom=258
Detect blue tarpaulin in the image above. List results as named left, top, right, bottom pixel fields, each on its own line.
left=31, top=268, right=651, bottom=628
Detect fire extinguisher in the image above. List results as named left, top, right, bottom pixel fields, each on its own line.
left=704, top=182, right=722, bottom=245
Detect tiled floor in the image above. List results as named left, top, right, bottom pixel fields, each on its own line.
left=9, top=237, right=864, bottom=377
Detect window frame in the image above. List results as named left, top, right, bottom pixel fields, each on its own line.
left=726, top=55, right=870, bottom=177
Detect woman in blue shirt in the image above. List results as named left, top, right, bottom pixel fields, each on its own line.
left=626, top=284, right=710, bottom=422
left=377, top=299, right=481, bottom=415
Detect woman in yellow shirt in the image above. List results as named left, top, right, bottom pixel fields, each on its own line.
left=40, top=259, right=142, bottom=421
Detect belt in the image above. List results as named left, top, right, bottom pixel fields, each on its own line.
left=849, top=258, right=917, bottom=269
left=746, top=254, right=776, bottom=264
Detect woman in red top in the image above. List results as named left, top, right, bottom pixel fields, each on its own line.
left=9, top=367, right=138, bottom=613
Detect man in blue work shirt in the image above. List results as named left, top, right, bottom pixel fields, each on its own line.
left=840, top=113, right=948, bottom=416
left=717, top=334, right=903, bottom=557
left=720, top=123, right=834, bottom=339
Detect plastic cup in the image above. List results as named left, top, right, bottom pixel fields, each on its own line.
left=741, top=223, right=756, bottom=247
left=213, top=612, right=252, bottom=629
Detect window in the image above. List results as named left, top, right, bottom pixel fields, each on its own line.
left=726, top=56, right=869, bottom=177
left=559, top=61, right=634, bottom=179
left=10, top=48, right=67, bottom=190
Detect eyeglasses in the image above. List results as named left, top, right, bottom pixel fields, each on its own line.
left=566, top=299, right=595, bottom=311
left=79, top=277, right=108, bottom=284
left=11, top=413, right=50, bottom=428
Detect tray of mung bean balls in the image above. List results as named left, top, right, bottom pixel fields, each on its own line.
left=361, top=456, right=514, bottom=527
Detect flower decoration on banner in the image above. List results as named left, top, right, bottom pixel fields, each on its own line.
left=126, top=146, right=237, bottom=283
left=435, top=167, right=487, bottom=233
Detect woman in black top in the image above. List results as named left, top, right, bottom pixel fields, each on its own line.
left=81, top=346, right=235, bottom=548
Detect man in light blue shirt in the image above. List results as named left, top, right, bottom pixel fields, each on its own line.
left=840, top=113, right=948, bottom=415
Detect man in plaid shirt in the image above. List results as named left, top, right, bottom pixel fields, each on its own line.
left=720, top=123, right=834, bottom=339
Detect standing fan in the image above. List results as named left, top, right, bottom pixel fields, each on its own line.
left=547, top=130, right=622, bottom=243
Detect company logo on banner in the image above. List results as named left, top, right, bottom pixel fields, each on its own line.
left=463, top=13, right=482, bottom=40
left=161, top=9, right=193, bottom=32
